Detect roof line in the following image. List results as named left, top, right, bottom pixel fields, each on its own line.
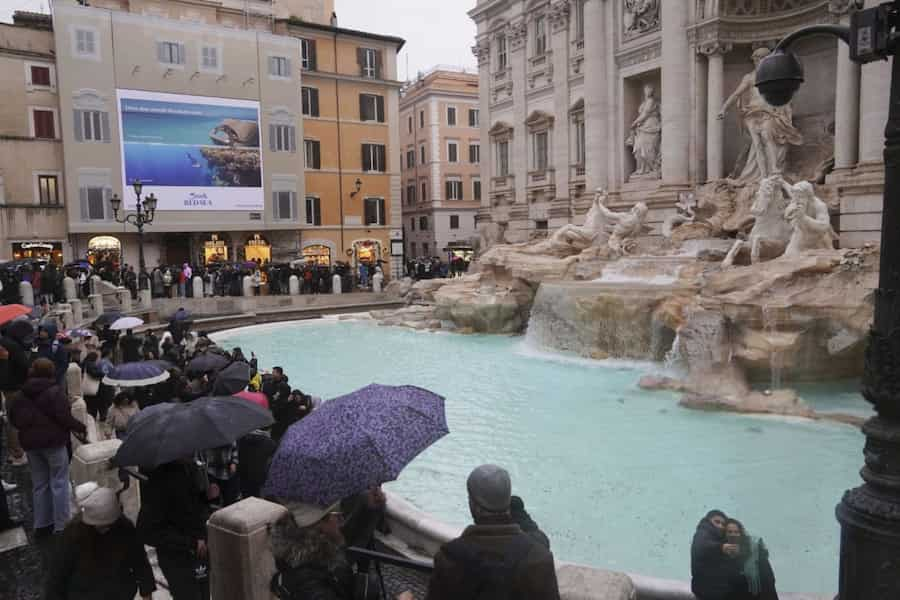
left=279, top=18, right=406, bottom=50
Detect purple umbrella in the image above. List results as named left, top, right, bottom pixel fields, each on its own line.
left=103, top=361, right=170, bottom=387
left=263, top=384, right=449, bottom=504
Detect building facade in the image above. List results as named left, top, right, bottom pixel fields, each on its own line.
left=400, top=68, right=481, bottom=260
left=469, top=0, right=882, bottom=247
left=273, top=18, right=405, bottom=276
left=0, top=12, right=68, bottom=263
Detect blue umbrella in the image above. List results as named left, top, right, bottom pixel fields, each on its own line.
left=263, top=384, right=449, bottom=504
left=64, top=328, right=94, bottom=339
left=172, top=307, right=193, bottom=322
left=103, top=361, right=170, bottom=387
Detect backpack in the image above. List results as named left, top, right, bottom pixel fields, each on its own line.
left=441, top=533, right=535, bottom=600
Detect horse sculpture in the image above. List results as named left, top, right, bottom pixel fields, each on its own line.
left=722, top=176, right=793, bottom=267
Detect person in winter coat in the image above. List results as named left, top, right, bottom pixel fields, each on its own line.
left=0, top=319, right=34, bottom=466
left=137, top=457, right=211, bottom=600
left=237, top=428, right=276, bottom=499
left=143, top=329, right=160, bottom=360
left=8, top=358, right=87, bottom=534
left=82, top=350, right=114, bottom=422
left=510, top=495, right=551, bottom=549
left=45, top=482, right=156, bottom=600
left=35, top=321, right=68, bottom=384
left=426, top=464, right=560, bottom=600
left=691, top=510, right=744, bottom=600
left=119, top=329, right=143, bottom=363
left=107, top=392, right=140, bottom=440
left=724, top=519, right=779, bottom=600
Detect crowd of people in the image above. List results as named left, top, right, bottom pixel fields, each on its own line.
left=404, top=255, right=471, bottom=281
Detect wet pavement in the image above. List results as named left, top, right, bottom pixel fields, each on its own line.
left=0, top=451, right=46, bottom=600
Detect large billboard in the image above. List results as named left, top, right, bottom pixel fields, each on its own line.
left=117, top=89, right=264, bottom=211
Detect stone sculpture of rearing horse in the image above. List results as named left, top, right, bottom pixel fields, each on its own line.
left=722, top=176, right=793, bottom=267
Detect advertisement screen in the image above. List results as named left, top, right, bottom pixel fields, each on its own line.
left=117, top=89, right=264, bottom=211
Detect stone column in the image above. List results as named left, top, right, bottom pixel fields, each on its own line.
left=702, top=43, right=731, bottom=181
left=834, top=26, right=861, bottom=169
left=550, top=5, right=571, bottom=201
left=332, top=273, right=342, bottom=294
left=660, top=0, right=691, bottom=185
left=89, top=293, right=103, bottom=316
left=289, top=275, right=300, bottom=295
left=192, top=276, right=204, bottom=299
left=509, top=19, right=529, bottom=211
left=63, top=276, right=77, bottom=302
left=18, top=281, right=33, bottom=307
left=70, top=440, right=141, bottom=524
left=242, top=276, right=253, bottom=297
left=583, top=0, right=609, bottom=192
left=473, top=37, right=493, bottom=214
left=69, top=298, right=83, bottom=324
left=858, top=0, right=891, bottom=166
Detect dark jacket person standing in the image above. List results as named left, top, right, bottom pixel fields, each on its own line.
left=426, top=464, right=560, bottom=600
left=691, top=510, right=743, bottom=600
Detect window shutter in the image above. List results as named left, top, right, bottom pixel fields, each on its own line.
left=356, top=47, right=365, bottom=75
left=309, top=40, right=317, bottom=70
left=378, top=198, right=385, bottom=225
left=177, top=43, right=186, bottom=64
left=157, top=42, right=167, bottom=63
left=291, top=192, right=298, bottom=221
left=311, top=89, right=319, bottom=117
left=445, top=181, right=451, bottom=200
left=376, top=96, right=385, bottom=123
left=100, top=112, right=110, bottom=142
left=359, top=95, right=367, bottom=121
left=79, top=187, right=89, bottom=220
left=374, top=50, right=383, bottom=79
left=269, top=124, right=277, bottom=151
left=376, top=145, right=385, bottom=172
left=283, top=58, right=291, bottom=77
left=73, top=110, right=83, bottom=142
left=314, top=142, right=321, bottom=169
left=288, top=126, right=296, bottom=153
left=103, top=187, right=112, bottom=220
left=272, top=191, right=280, bottom=219
left=361, top=145, right=369, bottom=171
left=268, top=56, right=276, bottom=75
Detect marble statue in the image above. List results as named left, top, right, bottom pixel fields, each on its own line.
left=605, top=198, right=650, bottom=255
left=782, top=180, right=838, bottom=256
left=722, top=176, right=793, bottom=267
left=718, top=47, right=803, bottom=184
left=662, top=194, right=698, bottom=239
left=626, top=84, right=662, bottom=181
left=623, top=0, right=660, bottom=37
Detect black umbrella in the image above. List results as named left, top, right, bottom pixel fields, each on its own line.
left=94, top=311, right=123, bottom=327
left=211, top=361, right=251, bottom=396
left=113, top=397, right=273, bottom=469
left=186, top=352, right=229, bottom=376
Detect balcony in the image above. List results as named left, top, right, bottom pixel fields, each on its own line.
left=570, top=164, right=586, bottom=181
left=527, top=51, right=553, bottom=89
left=492, top=174, right=514, bottom=190
left=528, top=168, right=555, bottom=186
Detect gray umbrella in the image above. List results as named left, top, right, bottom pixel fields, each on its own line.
left=113, top=397, right=273, bottom=469
left=186, top=352, right=230, bottom=376
left=211, top=361, right=251, bottom=396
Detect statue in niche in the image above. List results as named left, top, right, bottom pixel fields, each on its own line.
left=626, top=84, right=662, bottom=181
left=782, top=180, right=838, bottom=256
left=718, top=48, right=804, bottom=185
left=623, top=0, right=660, bottom=37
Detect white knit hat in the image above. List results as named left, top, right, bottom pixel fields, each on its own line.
left=74, top=482, right=122, bottom=527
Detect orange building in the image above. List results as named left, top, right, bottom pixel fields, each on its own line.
left=274, top=17, right=405, bottom=275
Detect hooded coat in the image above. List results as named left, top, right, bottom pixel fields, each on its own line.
left=269, top=513, right=355, bottom=600
left=35, top=321, right=68, bottom=384
left=0, top=320, right=33, bottom=391
left=691, top=517, right=743, bottom=600
left=136, top=461, right=210, bottom=554
left=8, top=376, right=86, bottom=450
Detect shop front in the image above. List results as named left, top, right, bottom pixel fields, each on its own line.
left=302, top=244, right=332, bottom=266
left=244, top=234, right=271, bottom=265
left=11, top=241, right=64, bottom=265
left=203, top=234, right=229, bottom=265
left=352, top=239, right=382, bottom=267
left=445, top=243, right=475, bottom=262
left=87, top=236, right=122, bottom=269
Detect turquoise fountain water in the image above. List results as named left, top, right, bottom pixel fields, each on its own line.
left=214, top=319, right=868, bottom=595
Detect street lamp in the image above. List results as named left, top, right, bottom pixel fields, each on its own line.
left=110, top=179, right=157, bottom=290
left=758, top=3, right=900, bottom=597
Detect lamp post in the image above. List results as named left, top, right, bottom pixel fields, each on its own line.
left=110, top=179, right=157, bottom=290
left=756, top=3, right=900, bottom=597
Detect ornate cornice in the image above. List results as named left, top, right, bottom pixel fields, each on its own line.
left=549, top=0, right=570, bottom=33
left=472, top=39, right=491, bottom=66
left=827, top=0, right=857, bottom=15
left=698, top=41, right=734, bottom=56
left=688, top=2, right=841, bottom=48
left=507, top=20, right=528, bottom=52
left=615, top=39, right=661, bottom=70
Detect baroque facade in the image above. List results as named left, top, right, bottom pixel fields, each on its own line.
left=469, top=0, right=883, bottom=247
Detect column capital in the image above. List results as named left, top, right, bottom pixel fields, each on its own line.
left=698, top=41, right=733, bottom=57
left=472, top=39, right=491, bottom=66
left=507, top=20, right=528, bottom=52
left=549, top=0, right=570, bottom=33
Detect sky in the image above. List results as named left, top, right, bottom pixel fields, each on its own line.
left=0, top=0, right=478, bottom=79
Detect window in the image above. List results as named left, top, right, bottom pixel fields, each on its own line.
left=157, top=41, right=185, bottom=65
left=575, top=120, right=586, bottom=166
left=535, top=220, right=549, bottom=231
left=419, top=216, right=428, bottom=230
left=447, top=107, right=457, bottom=127
left=305, top=196, right=322, bottom=225
left=447, top=141, right=459, bottom=163
left=273, top=190, right=296, bottom=220
left=473, top=178, right=482, bottom=201
left=359, top=47, right=379, bottom=78
left=406, top=150, right=415, bottom=170
left=300, top=38, right=317, bottom=71
left=76, top=110, right=109, bottom=142
left=362, top=144, right=386, bottom=172
left=359, top=94, right=385, bottom=123
left=270, top=124, right=296, bottom=152
left=423, top=242, right=429, bottom=255
left=302, top=87, right=320, bottom=117
left=469, top=143, right=480, bottom=164
left=200, top=46, right=219, bottom=71
left=410, top=242, right=417, bottom=257
left=82, top=186, right=106, bottom=220
left=304, top=139, right=321, bottom=169
left=74, top=28, right=97, bottom=58
left=30, top=65, right=51, bottom=87
left=576, top=0, right=586, bottom=41
left=37, top=175, right=59, bottom=206
left=419, top=110, right=425, bottom=128
left=406, top=184, right=416, bottom=205
left=497, top=35, right=507, bottom=70
left=420, top=145, right=426, bottom=165
left=364, top=197, right=386, bottom=225
left=32, top=109, right=55, bottom=139
left=446, top=178, right=463, bottom=201
left=469, top=109, right=479, bottom=128
left=408, top=116, right=413, bottom=134
left=421, top=181, right=427, bottom=203
left=497, top=140, right=510, bottom=176
left=450, top=215, right=460, bottom=230
left=534, top=16, right=547, bottom=56
left=410, top=217, right=415, bottom=231
left=269, top=55, right=291, bottom=78
left=533, top=131, right=549, bottom=171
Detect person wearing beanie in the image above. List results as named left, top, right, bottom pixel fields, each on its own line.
left=425, top=464, right=560, bottom=600
left=45, top=482, right=156, bottom=600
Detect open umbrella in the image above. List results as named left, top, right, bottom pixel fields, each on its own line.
left=110, top=316, right=144, bottom=331
left=103, top=362, right=170, bottom=387
left=211, top=361, right=250, bottom=396
left=113, top=396, right=273, bottom=469
left=263, top=384, right=448, bottom=504
left=64, top=327, right=94, bottom=339
left=234, top=390, right=269, bottom=410
left=186, top=353, right=229, bottom=376
left=0, top=305, right=32, bottom=327
left=93, top=311, right=122, bottom=327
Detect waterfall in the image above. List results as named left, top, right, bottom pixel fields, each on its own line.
left=762, top=304, right=784, bottom=390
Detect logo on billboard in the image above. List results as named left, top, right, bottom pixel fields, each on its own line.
left=185, top=192, right=212, bottom=208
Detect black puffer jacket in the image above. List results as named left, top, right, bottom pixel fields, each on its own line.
left=691, top=518, right=742, bottom=600
left=0, top=320, right=32, bottom=391
left=137, top=461, right=210, bottom=553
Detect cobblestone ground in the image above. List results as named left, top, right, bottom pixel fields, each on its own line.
left=0, top=446, right=46, bottom=600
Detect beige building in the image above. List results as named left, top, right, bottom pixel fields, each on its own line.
left=400, top=68, right=481, bottom=260
left=0, top=12, right=68, bottom=263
